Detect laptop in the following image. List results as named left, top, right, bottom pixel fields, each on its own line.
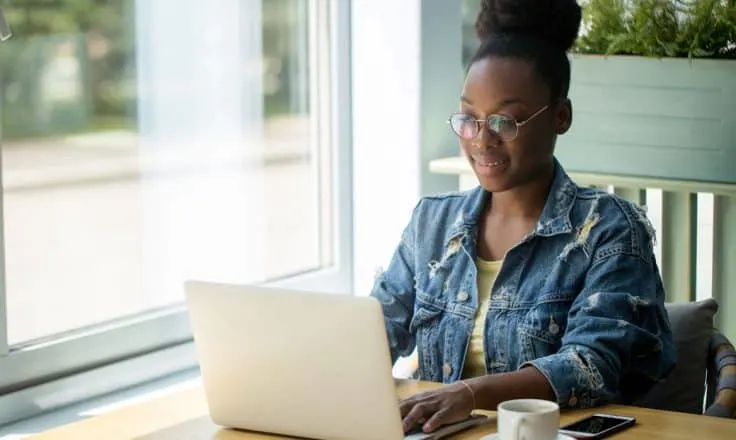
left=184, top=280, right=489, bottom=440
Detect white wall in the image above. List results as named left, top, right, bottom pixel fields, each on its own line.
left=351, top=0, right=463, bottom=295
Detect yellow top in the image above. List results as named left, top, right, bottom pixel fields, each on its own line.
left=461, top=257, right=502, bottom=379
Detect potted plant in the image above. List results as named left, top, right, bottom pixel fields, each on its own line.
left=556, top=0, right=736, bottom=184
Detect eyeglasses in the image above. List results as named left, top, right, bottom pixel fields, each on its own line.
left=447, top=104, right=550, bottom=142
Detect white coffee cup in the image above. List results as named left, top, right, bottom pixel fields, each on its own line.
left=496, top=399, right=560, bottom=440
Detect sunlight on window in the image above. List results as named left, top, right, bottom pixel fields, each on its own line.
left=1, top=0, right=333, bottom=344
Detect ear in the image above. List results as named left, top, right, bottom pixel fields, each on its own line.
left=555, top=99, right=572, bottom=135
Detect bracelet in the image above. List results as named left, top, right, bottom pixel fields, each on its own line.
left=459, top=380, right=476, bottom=410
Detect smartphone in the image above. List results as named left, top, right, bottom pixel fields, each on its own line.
left=558, top=413, right=636, bottom=439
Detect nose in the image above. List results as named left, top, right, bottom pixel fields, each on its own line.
left=473, top=121, right=501, bottom=149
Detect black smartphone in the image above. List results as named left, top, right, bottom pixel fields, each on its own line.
left=558, top=413, right=636, bottom=439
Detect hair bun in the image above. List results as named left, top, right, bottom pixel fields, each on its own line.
left=475, top=0, right=582, bottom=52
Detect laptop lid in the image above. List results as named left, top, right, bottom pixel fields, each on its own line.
left=184, top=280, right=405, bottom=440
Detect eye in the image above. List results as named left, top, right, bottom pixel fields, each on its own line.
left=487, top=115, right=513, bottom=131
left=449, top=114, right=478, bottom=140
left=486, top=114, right=522, bottom=141
left=488, top=115, right=518, bottom=138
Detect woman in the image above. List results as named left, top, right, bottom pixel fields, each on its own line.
left=370, top=0, right=676, bottom=434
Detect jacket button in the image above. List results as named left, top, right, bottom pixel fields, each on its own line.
left=442, top=363, right=453, bottom=377
left=549, top=318, right=560, bottom=335
left=456, top=291, right=469, bottom=302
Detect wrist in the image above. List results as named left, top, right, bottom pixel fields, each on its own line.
left=458, top=380, right=477, bottom=410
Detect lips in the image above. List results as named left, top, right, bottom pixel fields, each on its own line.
left=469, top=154, right=510, bottom=179
left=471, top=155, right=509, bottom=167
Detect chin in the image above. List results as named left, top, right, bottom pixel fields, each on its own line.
left=477, top=178, right=514, bottom=193
left=470, top=160, right=514, bottom=192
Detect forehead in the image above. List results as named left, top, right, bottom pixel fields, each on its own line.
left=461, top=57, right=546, bottom=107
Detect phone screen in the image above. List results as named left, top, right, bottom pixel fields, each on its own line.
left=561, top=415, right=630, bottom=434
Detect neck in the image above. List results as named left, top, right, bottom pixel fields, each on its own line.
left=488, top=163, right=555, bottom=219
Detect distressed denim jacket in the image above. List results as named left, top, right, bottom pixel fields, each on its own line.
left=370, top=159, right=676, bottom=409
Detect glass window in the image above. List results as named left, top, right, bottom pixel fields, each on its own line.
left=0, top=0, right=343, bottom=359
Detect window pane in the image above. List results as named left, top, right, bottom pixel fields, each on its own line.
left=1, top=0, right=332, bottom=344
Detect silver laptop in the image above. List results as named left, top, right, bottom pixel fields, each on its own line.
left=184, top=280, right=489, bottom=440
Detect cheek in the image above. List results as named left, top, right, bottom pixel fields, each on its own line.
left=506, top=137, right=552, bottom=165
left=505, top=143, right=530, bottom=165
left=459, top=123, right=476, bottom=140
left=459, top=139, right=474, bottom=154
left=513, top=121, right=556, bottom=153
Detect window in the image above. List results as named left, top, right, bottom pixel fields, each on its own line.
left=0, top=0, right=352, bottom=425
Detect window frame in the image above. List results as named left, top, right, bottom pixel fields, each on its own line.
left=0, top=152, right=7, bottom=360
left=0, top=0, right=353, bottom=427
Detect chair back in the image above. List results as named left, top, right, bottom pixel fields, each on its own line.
left=633, top=299, right=718, bottom=414
left=704, top=331, right=736, bottom=418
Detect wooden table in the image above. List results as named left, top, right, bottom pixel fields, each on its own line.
left=28, top=380, right=736, bottom=439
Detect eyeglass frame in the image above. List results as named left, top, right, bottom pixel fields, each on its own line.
left=446, top=104, right=551, bottom=142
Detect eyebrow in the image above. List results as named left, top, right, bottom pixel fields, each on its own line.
left=460, top=95, right=526, bottom=107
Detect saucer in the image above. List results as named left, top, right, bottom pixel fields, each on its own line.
left=480, top=434, right=575, bottom=440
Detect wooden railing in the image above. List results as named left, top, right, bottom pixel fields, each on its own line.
left=429, top=157, right=736, bottom=341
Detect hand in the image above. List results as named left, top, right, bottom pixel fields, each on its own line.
left=399, top=381, right=474, bottom=433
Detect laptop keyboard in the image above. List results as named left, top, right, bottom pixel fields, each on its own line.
left=403, top=423, right=433, bottom=439
left=402, top=414, right=491, bottom=440
left=404, top=423, right=426, bottom=435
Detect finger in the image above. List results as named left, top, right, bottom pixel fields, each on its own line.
left=398, top=391, right=430, bottom=417
left=402, top=402, right=435, bottom=433
left=422, top=408, right=459, bottom=432
left=399, top=399, right=413, bottom=418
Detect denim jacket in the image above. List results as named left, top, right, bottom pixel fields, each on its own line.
left=370, top=159, right=676, bottom=409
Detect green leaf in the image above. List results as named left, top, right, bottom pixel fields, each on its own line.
left=573, top=0, right=736, bottom=58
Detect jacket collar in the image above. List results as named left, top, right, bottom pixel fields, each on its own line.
left=445, top=157, right=577, bottom=244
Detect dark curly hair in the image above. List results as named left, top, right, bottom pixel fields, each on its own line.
left=470, top=0, right=582, bottom=101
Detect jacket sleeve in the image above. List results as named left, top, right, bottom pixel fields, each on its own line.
left=369, top=203, right=421, bottom=365
left=523, top=209, right=677, bottom=408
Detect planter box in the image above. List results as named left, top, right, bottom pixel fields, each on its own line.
left=557, top=55, right=736, bottom=184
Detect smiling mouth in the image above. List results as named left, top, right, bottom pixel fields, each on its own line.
left=472, top=156, right=509, bottom=167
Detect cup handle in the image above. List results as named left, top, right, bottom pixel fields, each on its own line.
left=512, top=415, right=528, bottom=440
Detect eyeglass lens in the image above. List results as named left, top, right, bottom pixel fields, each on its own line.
left=449, top=114, right=517, bottom=141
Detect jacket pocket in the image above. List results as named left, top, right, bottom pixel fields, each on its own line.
left=519, top=292, right=576, bottom=362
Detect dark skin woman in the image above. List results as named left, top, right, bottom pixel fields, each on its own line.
left=377, top=0, right=675, bottom=434
left=399, top=28, right=571, bottom=439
